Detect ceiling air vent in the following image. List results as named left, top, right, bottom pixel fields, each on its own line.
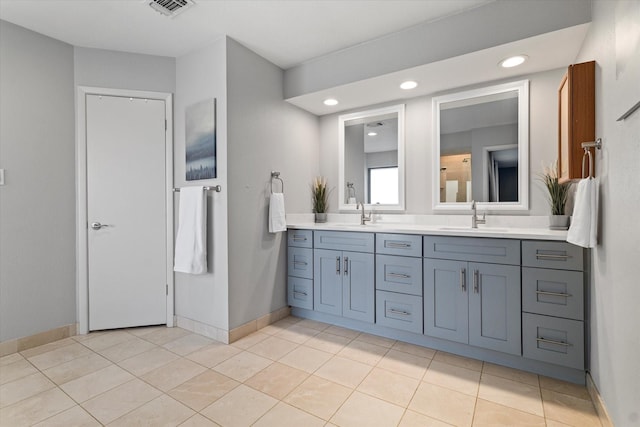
left=148, top=0, right=195, bottom=18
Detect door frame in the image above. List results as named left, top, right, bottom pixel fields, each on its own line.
left=76, top=86, right=174, bottom=334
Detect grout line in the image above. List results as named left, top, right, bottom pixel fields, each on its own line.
left=1, top=317, right=600, bottom=427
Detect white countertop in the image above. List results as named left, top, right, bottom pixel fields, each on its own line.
left=286, top=214, right=568, bottom=241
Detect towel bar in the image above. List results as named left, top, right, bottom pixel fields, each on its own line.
left=581, top=138, right=602, bottom=179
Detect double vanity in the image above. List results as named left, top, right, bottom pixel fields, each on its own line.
left=286, top=222, right=588, bottom=384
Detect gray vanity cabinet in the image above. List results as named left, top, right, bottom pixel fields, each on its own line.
left=287, top=230, right=313, bottom=310
left=287, top=230, right=314, bottom=310
left=521, top=240, right=585, bottom=369
left=314, top=231, right=375, bottom=323
left=375, top=234, right=424, bottom=334
left=424, top=236, right=522, bottom=356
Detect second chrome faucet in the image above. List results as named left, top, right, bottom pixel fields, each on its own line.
left=471, top=200, right=486, bottom=228
left=356, top=202, right=372, bottom=225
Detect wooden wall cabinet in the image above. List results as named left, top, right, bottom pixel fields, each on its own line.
left=558, top=61, right=595, bottom=182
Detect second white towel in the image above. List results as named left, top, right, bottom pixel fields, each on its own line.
left=567, top=177, right=599, bottom=248
left=269, top=193, right=287, bottom=233
left=174, top=186, right=208, bottom=274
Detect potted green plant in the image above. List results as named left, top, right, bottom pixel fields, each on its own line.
left=312, top=176, right=329, bottom=223
left=541, top=161, right=572, bottom=229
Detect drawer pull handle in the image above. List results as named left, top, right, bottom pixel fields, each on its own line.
left=473, top=269, right=480, bottom=293
left=387, top=272, right=411, bottom=279
left=536, top=253, right=571, bottom=260
left=387, top=242, right=411, bottom=248
left=293, top=261, right=308, bottom=266
left=293, top=291, right=308, bottom=297
left=460, top=268, right=467, bottom=292
left=535, top=290, right=573, bottom=298
left=336, top=257, right=341, bottom=275
left=292, top=236, right=308, bottom=241
left=344, top=257, right=349, bottom=275
left=388, top=308, right=411, bottom=316
left=536, top=337, right=572, bottom=347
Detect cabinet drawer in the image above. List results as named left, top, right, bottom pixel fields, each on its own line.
left=315, top=231, right=374, bottom=253
left=376, top=233, right=422, bottom=257
left=522, top=241, right=583, bottom=271
left=288, top=247, right=313, bottom=279
left=522, top=313, right=584, bottom=370
left=288, top=229, right=313, bottom=248
left=376, top=254, right=423, bottom=296
left=288, top=277, right=313, bottom=310
left=523, top=268, right=584, bottom=321
left=424, top=236, right=520, bottom=265
left=376, top=291, right=423, bottom=334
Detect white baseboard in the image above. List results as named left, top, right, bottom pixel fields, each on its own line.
left=0, top=323, right=77, bottom=357
left=586, top=372, right=614, bottom=427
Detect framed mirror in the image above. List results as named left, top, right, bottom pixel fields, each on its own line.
left=339, top=104, right=405, bottom=211
left=433, top=80, right=529, bottom=211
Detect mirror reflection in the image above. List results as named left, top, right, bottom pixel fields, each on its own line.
left=339, top=105, right=405, bottom=211
left=433, top=80, right=529, bottom=210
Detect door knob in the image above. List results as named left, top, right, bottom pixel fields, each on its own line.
left=90, top=222, right=111, bottom=230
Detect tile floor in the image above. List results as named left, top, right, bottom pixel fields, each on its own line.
left=0, top=317, right=602, bottom=426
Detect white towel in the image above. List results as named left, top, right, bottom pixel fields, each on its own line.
left=567, top=177, right=599, bottom=248
left=269, top=193, right=287, bottom=233
left=174, top=186, right=208, bottom=274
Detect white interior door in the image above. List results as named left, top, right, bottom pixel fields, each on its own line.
left=86, top=94, right=167, bottom=331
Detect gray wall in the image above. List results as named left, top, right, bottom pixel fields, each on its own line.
left=319, top=68, right=564, bottom=215
left=174, top=38, right=230, bottom=332
left=226, top=38, right=319, bottom=329
left=576, top=1, right=640, bottom=425
left=0, top=21, right=76, bottom=341
left=74, top=47, right=175, bottom=93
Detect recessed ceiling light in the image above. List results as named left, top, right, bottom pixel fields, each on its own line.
left=323, top=98, right=338, bottom=106
left=499, top=55, right=528, bottom=68
left=400, top=81, right=418, bottom=90
left=368, top=132, right=377, bottom=136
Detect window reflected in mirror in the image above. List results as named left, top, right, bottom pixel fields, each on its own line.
left=369, top=166, right=398, bottom=204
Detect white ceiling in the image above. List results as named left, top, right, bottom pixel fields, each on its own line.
left=0, top=0, right=492, bottom=69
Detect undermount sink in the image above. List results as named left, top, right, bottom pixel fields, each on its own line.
left=438, top=226, right=509, bottom=232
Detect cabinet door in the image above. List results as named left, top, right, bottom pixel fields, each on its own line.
left=313, top=249, right=343, bottom=316
left=288, top=229, right=313, bottom=248
left=424, top=259, right=468, bottom=344
left=342, top=251, right=375, bottom=323
left=376, top=290, right=423, bottom=334
left=288, top=247, right=313, bottom=279
left=376, top=254, right=423, bottom=296
left=468, top=263, right=521, bottom=355
left=522, top=312, right=584, bottom=369
left=288, top=277, right=313, bottom=310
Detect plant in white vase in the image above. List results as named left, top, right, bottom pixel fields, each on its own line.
left=541, top=161, right=572, bottom=229
left=312, top=176, right=329, bottom=223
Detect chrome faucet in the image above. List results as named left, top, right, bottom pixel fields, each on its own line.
left=357, top=203, right=371, bottom=225
left=471, top=200, right=486, bottom=228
